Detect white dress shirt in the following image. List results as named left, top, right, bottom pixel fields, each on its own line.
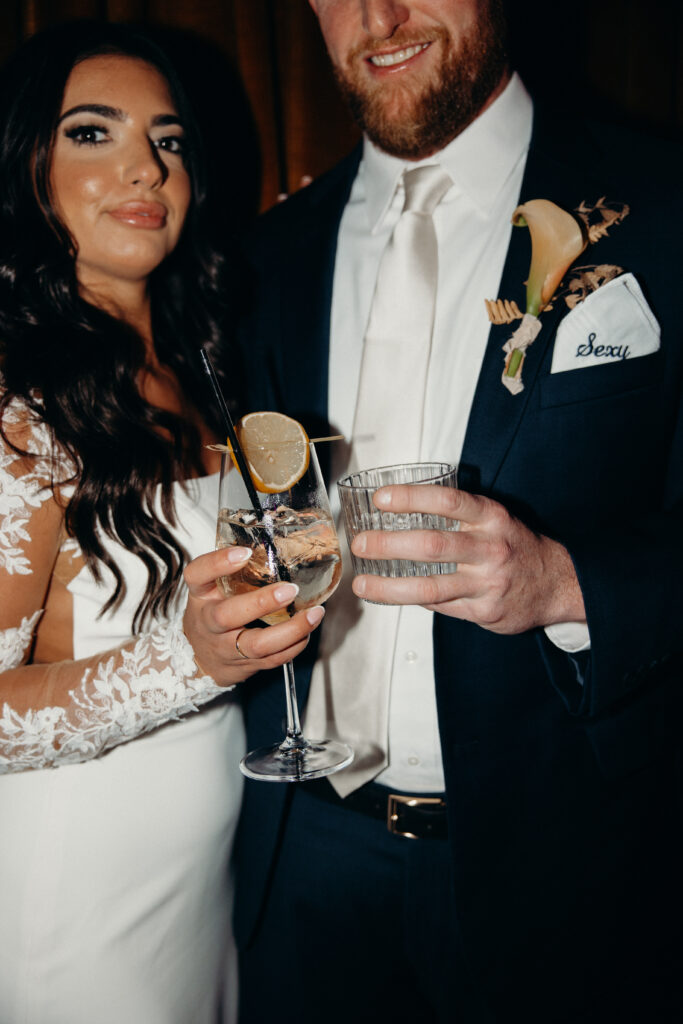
left=325, top=74, right=587, bottom=792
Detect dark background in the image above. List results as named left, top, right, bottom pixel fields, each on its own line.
left=1, top=0, right=681, bottom=213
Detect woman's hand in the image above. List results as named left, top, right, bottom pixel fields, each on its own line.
left=182, top=547, right=324, bottom=687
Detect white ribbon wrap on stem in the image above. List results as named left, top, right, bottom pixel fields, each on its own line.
left=501, top=313, right=543, bottom=395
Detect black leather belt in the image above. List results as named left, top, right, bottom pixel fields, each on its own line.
left=306, top=779, right=448, bottom=840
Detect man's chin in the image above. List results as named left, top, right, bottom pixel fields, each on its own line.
left=343, top=93, right=451, bottom=160
left=364, top=116, right=441, bottom=161
left=338, top=77, right=441, bottom=159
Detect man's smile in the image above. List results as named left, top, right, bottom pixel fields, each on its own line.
left=367, top=41, right=432, bottom=70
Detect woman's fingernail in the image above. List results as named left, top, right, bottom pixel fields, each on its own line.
left=227, top=546, right=252, bottom=564
left=375, top=488, right=392, bottom=507
left=353, top=577, right=367, bottom=597
left=274, top=583, right=299, bottom=603
left=353, top=534, right=367, bottom=555
left=306, top=606, right=325, bottom=626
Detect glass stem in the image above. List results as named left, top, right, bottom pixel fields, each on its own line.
left=280, top=660, right=307, bottom=753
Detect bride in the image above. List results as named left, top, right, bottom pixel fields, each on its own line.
left=0, top=21, right=323, bottom=1023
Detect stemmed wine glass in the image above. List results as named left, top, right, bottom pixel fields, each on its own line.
left=216, top=440, right=353, bottom=781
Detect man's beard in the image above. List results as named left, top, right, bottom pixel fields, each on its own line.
left=332, top=3, right=508, bottom=160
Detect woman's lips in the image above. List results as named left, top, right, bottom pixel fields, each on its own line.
left=108, top=202, right=167, bottom=228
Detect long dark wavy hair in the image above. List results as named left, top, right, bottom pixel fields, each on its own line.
left=0, top=21, right=233, bottom=629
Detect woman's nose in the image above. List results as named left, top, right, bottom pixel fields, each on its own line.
left=361, top=0, right=410, bottom=38
left=123, top=138, right=166, bottom=189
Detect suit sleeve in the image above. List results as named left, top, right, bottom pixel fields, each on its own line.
left=539, top=341, right=683, bottom=719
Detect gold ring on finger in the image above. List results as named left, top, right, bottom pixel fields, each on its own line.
left=234, top=628, right=250, bottom=660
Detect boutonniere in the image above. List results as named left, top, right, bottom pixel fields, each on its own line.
left=486, top=197, right=630, bottom=395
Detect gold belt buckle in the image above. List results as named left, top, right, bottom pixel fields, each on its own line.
left=387, top=793, right=445, bottom=839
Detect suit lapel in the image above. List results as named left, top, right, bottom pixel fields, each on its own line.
left=460, top=114, right=600, bottom=494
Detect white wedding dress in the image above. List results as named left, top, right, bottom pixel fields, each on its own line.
left=0, top=397, right=244, bottom=1023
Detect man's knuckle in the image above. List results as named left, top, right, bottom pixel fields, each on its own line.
left=479, top=602, right=501, bottom=628
left=424, top=530, right=447, bottom=558
left=442, top=488, right=462, bottom=517
left=375, top=532, right=390, bottom=555
left=420, top=577, right=442, bottom=604
left=488, top=536, right=511, bottom=566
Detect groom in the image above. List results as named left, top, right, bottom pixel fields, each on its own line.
left=233, top=1, right=683, bottom=1020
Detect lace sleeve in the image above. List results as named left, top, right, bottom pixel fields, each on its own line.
left=0, top=393, right=229, bottom=774
left=0, top=611, right=43, bottom=672
left=0, top=394, right=75, bottom=574
left=0, top=612, right=226, bottom=773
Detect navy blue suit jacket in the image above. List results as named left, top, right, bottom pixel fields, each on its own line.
left=232, top=109, right=683, bottom=1016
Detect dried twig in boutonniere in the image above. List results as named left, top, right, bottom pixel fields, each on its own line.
left=574, top=197, right=629, bottom=243
left=564, top=263, right=623, bottom=309
left=484, top=297, right=524, bottom=325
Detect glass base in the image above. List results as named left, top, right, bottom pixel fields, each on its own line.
left=240, top=738, right=354, bottom=782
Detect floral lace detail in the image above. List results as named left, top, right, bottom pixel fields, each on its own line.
left=0, top=613, right=226, bottom=773
left=0, top=397, right=76, bottom=575
left=0, top=610, right=43, bottom=672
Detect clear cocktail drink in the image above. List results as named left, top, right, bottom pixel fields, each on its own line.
left=216, top=505, right=342, bottom=624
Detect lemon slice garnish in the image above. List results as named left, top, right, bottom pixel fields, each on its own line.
left=230, top=411, right=310, bottom=493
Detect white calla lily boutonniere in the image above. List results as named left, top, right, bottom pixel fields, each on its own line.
left=487, top=196, right=630, bottom=395
left=500, top=200, right=587, bottom=395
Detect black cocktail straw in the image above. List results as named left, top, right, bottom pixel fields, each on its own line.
left=199, top=347, right=261, bottom=513
left=200, top=347, right=292, bottom=585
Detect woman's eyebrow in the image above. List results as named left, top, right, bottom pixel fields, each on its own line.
left=58, top=103, right=125, bottom=124
left=57, top=105, right=182, bottom=128
left=151, top=114, right=183, bottom=128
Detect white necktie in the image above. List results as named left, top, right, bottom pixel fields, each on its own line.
left=305, top=164, right=453, bottom=796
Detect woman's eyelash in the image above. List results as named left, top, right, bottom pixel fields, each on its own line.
left=154, top=135, right=186, bottom=155
left=64, top=124, right=109, bottom=146
left=62, top=125, right=186, bottom=156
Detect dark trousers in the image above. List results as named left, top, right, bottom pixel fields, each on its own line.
left=238, top=781, right=495, bottom=1024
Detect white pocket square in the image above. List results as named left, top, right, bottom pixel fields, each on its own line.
left=550, top=273, right=660, bottom=374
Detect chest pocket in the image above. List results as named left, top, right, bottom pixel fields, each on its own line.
left=540, top=349, right=662, bottom=408
left=540, top=273, right=662, bottom=408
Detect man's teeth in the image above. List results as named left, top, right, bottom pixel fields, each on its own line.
left=369, top=43, right=429, bottom=68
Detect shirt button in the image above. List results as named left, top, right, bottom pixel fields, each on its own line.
left=404, top=650, right=418, bottom=663
left=408, top=756, right=420, bottom=766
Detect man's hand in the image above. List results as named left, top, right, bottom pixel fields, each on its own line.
left=350, top=485, right=586, bottom=635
